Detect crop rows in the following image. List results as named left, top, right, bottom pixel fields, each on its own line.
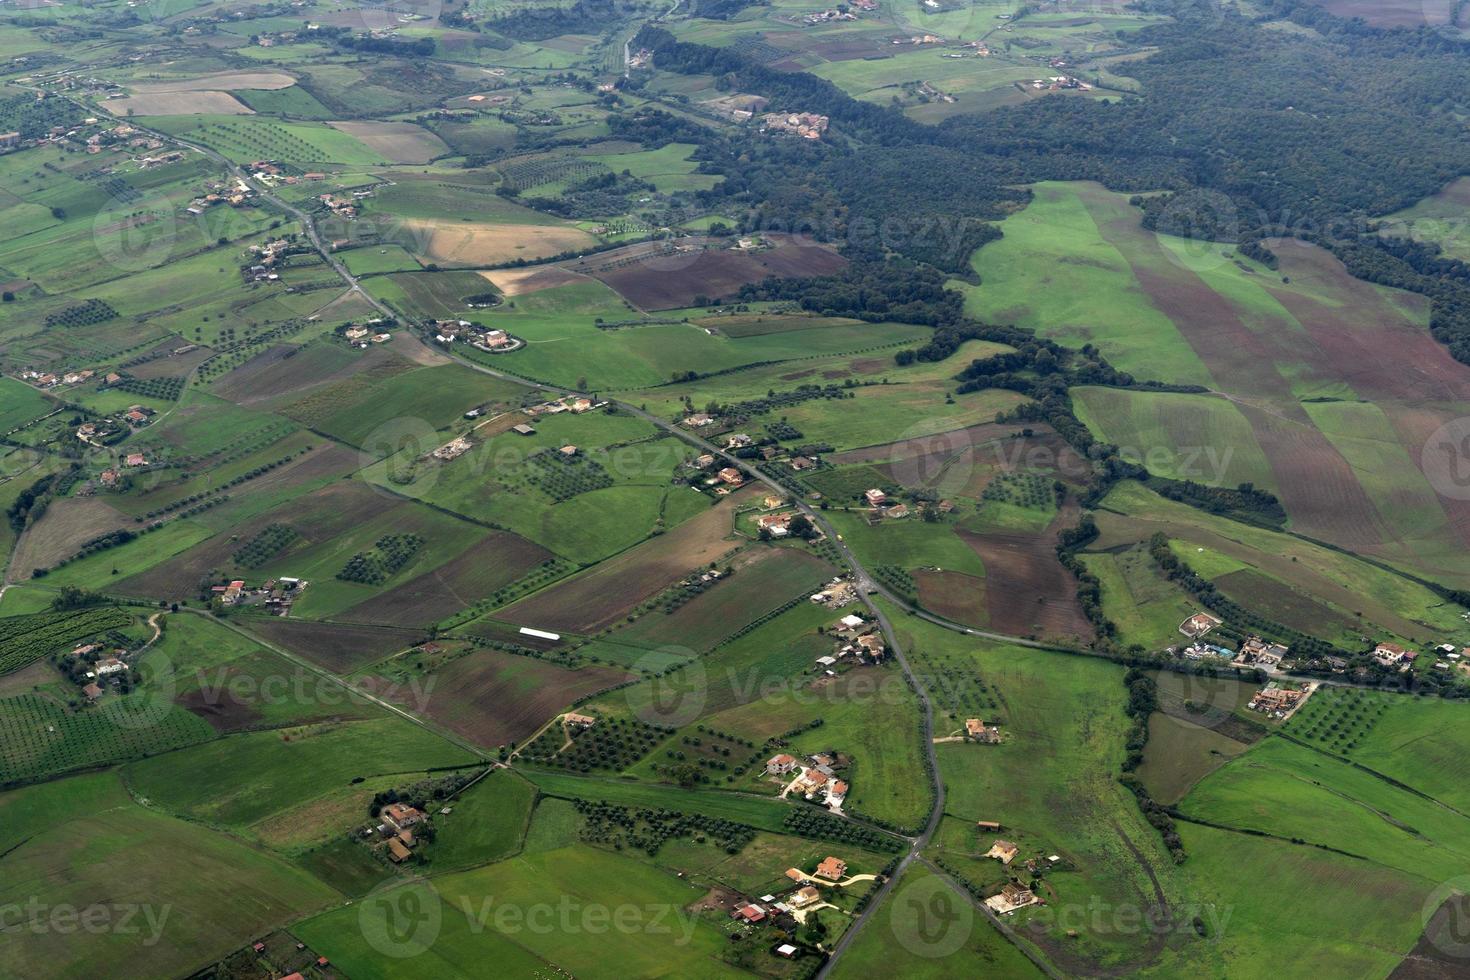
left=0, top=607, right=133, bottom=677
left=0, top=693, right=211, bottom=783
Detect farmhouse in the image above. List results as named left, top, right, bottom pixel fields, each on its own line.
left=767, top=754, right=800, bottom=775
left=1180, top=611, right=1222, bottom=638
left=985, top=839, right=1019, bottom=864
left=726, top=433, right=754, bottom=449
left=564, top=712, right=597, bottom=729
left=82, top=682, right=103, bottom=701
left=855, top=633, right=886, bottom=661
left=785, top=867, right=809, bottom=884
left=758, top=512, right=794, bottom=537
left=1235, top=636, right=1289, bottom=667
left=985, top=883, right=1040, bottom=915
left=387, top=838, right=413, bottom=863
left=1374, top=642, right=1416, bottom=669
left=814, top=856, right=847, bottom=881
left=864, top=488, right=887, bottom=507
left=433, top=437, right=472, bottom=461
left=381, top=803, right=424, bottom=831
left=1247, top=683, right=1310, bottom=718
left=718, top=467, right=744, bottom=486
left=796, top=768, right=829, bottom=794
left=965, top=718, right=1001, bottom=743
left=683, top=413, right=714, bottom=427
left=789, top=886, right=823, bottom=908
left=732, top=904, right=766, bottom=924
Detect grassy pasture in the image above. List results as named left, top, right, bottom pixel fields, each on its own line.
left=0, top=774, right=338, bottom=980
left=122, top=717, right=479, bottom=828
left=1286, top=688, right=1470, bottom=814
left=420, top=769, right=537, bottom=872
left=1180, top=736, right=1470, bottom=880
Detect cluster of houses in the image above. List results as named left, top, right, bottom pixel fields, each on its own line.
left=1232, top=636, right=1289, bottom=669
left=717, top=854, right=859, bottom=958
left=76, top=404, right=151, bottom=446
left=211, top=577, right=306, bottom=615
left=760, top=112, right=828, bottom=140
left=342, top=322, right=393, bottom=348
left=525, top=394, right=598, bottom=418
left=1171, top=608, right=1470, bottom=679
left=767, top=752, right=850, bottom=812
left=1247, top=682, right=1314, bottom=719
left=0, top=113, right=175, bottom=160
left=1030, top=75, right=1091, bottom=92
left=184, top=177, right=253, bottom=216
left=801, top=7, right=857, bottom=24
left=817, top=612, right=886, bottom=675
left=809, top=578, right=859, bottom=609
left=19, top=367, right=94, bottom=390
left=431, top=319, right=522, bottom=353
left=317, top=193, right=359, bottom=219
left=253, top=162, right=331, bottom=188
left=243, top=238, right=300, bottom=283
left=70, top=641, right=131, bottom=703
left=977, top=826, right=1052, bottom=914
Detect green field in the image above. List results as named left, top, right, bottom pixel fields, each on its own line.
left=123, top=717, right=479, bottom=828
left=0, top=771, right=338, bottom=979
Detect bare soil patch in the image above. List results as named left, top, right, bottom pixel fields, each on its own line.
left=564, top=234, right=846, bottom=310
left=915, top=568, right=988, bottom=627
left=367, top=649, right=629, bottom=749
left=107, top=91, right=254, bottom=116
left=404, top=219, right=596, bottom=267
left=959, top=506, right=1093, bottom=643
left=480, top=265, right=587, bottom=296
left=248, top=619, right=428, bottom=674
left=12, top=497, right=130, bottom=579
left=327, top=121, right=449, bottom=165
left=129, top=71, right=296, bottom=92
